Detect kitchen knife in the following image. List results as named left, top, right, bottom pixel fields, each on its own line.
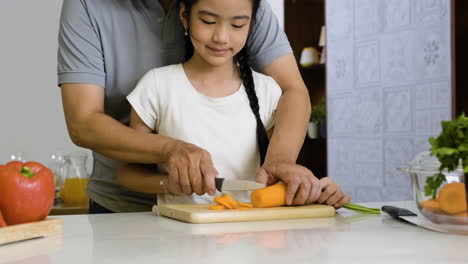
left=381, top=205, right=417, bottom=218
left=382, top=205, right=467, bottom=234
left=381, top=205, right=418, bottom=225
left=214, top=178, right=265, bottom=192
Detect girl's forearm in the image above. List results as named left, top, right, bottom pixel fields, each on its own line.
left=265, top=88, right=309, bottom=164
left=261, top=54, right=311, bottom=165
left=117, top=163, right=168, bottom=194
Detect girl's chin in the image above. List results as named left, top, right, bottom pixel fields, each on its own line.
left=202, top=56, right=235, bottom=67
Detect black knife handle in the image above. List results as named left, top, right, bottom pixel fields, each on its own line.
left=214, top=178, right=224, bottom=192
left=381, top=205, right=417, bottom=219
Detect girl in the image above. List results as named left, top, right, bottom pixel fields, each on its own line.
left=118, top=0, right=350, bottom=207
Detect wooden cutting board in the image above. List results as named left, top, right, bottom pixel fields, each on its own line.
left=0, top=218, right=62, bottom=246
left=157, top=204, right=336, bottom=224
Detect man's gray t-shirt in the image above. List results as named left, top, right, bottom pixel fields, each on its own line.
left=57, top=0, right=293, bottom=212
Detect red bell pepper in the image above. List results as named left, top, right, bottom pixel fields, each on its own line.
left=0, top=210, right=7, bottom=227
left=0, top=161, right=55, bottom=225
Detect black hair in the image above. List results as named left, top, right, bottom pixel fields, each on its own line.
left=180, top=0, right=268, bottom=165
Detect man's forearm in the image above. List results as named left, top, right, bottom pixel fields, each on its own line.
left=70, top=112, right=175, bottom=164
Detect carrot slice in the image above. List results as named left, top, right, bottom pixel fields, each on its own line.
left=209, top=205, right=225, bottom=210
left=214, top=196, right=234, bottom=209
left=211, top=194, right=254, bottom=210
left=220, top=193, right=240, bottom=208
left=420, top=199, right=441, bottom=212
left=238, top=202, right=253, bottom=208
left=438, top=183, right=467, bottom=214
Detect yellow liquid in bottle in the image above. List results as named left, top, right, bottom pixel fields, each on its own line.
left=60, top=178, right=89, bottom=204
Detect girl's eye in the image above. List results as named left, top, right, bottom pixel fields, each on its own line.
left=232, top=24, right=245, bottom=29
left=201, top=19, right=215, bottom=25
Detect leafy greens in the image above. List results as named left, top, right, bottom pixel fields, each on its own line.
left=426, top=114, right=468, bottom=198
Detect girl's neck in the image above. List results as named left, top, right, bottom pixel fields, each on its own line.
left=184, top=54, right=238, bottom=81
left=183, top=54, right=242, bottom=98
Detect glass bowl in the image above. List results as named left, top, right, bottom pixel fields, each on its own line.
left=401, top=152, right=468, bottom=225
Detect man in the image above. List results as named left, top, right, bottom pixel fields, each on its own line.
left=58, top=0, right=317, bottom=213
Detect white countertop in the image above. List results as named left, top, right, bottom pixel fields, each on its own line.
left=1, top=201, right=468, bottom=264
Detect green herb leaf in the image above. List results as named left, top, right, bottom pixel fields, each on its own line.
left=424, top=172, right=446, bottom=199
left=426, top=114, right=468, bottom=198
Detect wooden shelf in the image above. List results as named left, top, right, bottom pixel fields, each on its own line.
left=285, top=0, right=325, bottom=62
left=299, top=63, right=325, bottom=72
left=296, top=137, right=327, bottom=179
left=285, top=0, right=327, bottom=177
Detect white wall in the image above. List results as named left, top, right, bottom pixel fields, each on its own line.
left=0, top=0, right=90, bottom=167
left=267, top=0, right=284, bottom=29
left=326, top=0, right=452, bottom=202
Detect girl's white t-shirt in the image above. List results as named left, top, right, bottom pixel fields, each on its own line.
left=127, top=64, right=282, bottom=204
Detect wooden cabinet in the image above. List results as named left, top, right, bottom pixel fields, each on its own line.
left=284, top=0, right=327, bottom=178
left=455, top=0, right=468, bottom=116
left=284, top=0, right=325, bottom=63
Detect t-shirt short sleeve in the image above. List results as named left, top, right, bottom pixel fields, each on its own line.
left=261, top=76, right=282, bottom=131
left=247, top=1, right=293, bottom=71
left=57, top=0, right=105, bottom=87
left=126, top=70, right=159, bottom=130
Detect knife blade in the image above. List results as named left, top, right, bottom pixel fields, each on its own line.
left=381, top=205, right=418, bottom=225
left=214, top=178, right=265, bottom=192
left=382, top=205, right=455, bottom=233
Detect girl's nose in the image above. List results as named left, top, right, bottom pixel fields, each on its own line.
left=212, top=25, right=228, bottom=44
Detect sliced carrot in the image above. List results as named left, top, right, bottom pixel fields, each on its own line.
left=420, top=199, right=441, bottom=212
left=431, top=210, right=450, bottom=216
left=438, top=182, right=467, bottom=214
left=209, top=204, right=225, bottom=210
left=251, top=182, right=287, bottom=208
left=238, top=202, right=253, bottom=208
left=214, top=196, right=234, bottom=209
left=210, top=194, right=254, bottom=210
left=220, top=193, right=240, bottom=208
left=453, top=211, right=468, bottom=218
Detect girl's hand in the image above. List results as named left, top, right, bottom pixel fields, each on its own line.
left=256, top=162, right=321, bottom=206
left=317, top=177, right=351, bottom=208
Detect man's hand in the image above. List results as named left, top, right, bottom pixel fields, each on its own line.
left=256, top=162, right=321, bottom=206
left=317, top=177, right=351, bottom=208
left=165, top=141, right=218, bottom=196
left=161, top=175, right=183, bottom=195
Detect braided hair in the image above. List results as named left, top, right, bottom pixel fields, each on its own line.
left=236, top=48, right=269, bottom=165
left=180, top=0, right=268, bottom=165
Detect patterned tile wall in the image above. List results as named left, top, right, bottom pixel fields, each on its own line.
left=326, top=0, right=452, bottom=202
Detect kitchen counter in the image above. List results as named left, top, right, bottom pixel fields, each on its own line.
left=1, top=201, right=467, bottom=264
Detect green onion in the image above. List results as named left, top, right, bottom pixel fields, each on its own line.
left=343, top=203, right=381, bottom=215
